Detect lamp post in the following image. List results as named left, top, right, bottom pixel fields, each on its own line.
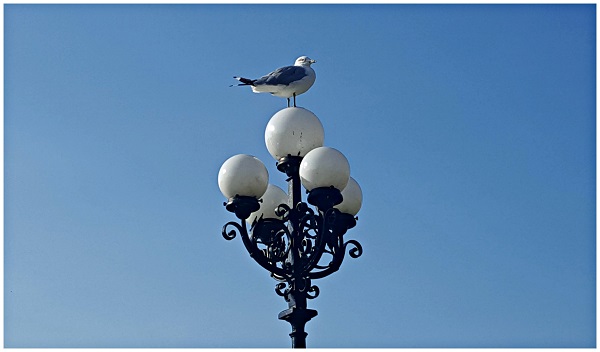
left=218, top=107, right=363, bottom=348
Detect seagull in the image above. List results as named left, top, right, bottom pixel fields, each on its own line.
left=233, top=56, right=316, bottom=107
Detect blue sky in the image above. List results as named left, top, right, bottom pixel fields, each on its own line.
left=4, top=4, right=596, bottom=348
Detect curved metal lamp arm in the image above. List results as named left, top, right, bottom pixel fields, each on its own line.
left=295, top=207, right=334, bottom=278
left=314, top=239, right=363, bottom=278
left=308, top=226, right=363, bottom=280
left=222, top=219, right=288, bottom=278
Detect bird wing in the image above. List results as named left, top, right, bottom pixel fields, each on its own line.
left=255, top=66, right=307, bottom=86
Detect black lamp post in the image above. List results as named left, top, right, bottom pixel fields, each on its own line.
left=218, top=107, right=363, bottom=348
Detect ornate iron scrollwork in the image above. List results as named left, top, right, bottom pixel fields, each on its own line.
left=223, top=199, right=362, bottom=296
left=222, top=221, right=243, bottom=241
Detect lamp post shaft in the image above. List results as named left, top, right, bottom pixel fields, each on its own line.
left=277, top=157, right=318, bottom=348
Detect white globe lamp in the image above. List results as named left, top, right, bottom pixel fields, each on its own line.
left=265, top=107, right=324, bottom=162
left=299, top=147, right=350, bottom=191
left=299, top=147, right=350, bottom=209
left=218, top=154, right=269, bottom=219
left=247, top=184, right=288, bottom=224
left=334, top=177, right=363, bottom=216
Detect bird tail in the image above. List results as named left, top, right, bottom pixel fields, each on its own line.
left=230, top=76, right=256, bottom=87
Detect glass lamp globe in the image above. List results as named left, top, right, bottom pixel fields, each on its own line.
left=218, top=154, right=269, bottom=200
left=265, top=107, right=324, bottom=161
left=247, top=184, right=288, bottom=224
left=299, top=146, right=350, bottom=191
left=334, top=177, right=363, bottom=216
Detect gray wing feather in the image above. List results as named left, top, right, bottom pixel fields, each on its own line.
left=255, top=66, right=307, bottom=86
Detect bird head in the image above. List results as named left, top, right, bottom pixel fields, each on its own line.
left=295, top=56, right=316, bottom=66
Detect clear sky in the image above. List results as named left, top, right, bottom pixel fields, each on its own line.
left=4, top=4, right=596, bottom=348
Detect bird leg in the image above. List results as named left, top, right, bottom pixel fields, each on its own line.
left=293, top=93, right=297, bottom=107
left=287, top=97, right=291, bottom=107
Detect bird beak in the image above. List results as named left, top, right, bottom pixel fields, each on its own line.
left=311, top=59, right=317, bottom=64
